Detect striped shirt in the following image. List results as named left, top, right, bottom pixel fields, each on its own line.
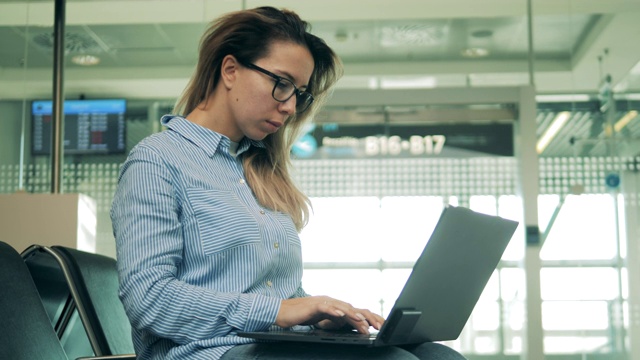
left=111, top=115, right=308, bottom=360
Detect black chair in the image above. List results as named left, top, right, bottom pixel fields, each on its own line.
left=0, top=241, right=69, bottom=360
left=22, top=245, right=94, bottom=358
left=0, top=241, right=131, bottom=360
left=49, top=245, right=135, bottom=358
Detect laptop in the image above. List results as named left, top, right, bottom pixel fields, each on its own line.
left=238, top=205, right=519, bottom=347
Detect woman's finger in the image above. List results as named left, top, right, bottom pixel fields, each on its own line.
left=315, top=296, right=385, bottom=333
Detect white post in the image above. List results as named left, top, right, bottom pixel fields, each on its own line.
left=516, top=85, right=545, bottom=360
left=623, top=170, right=640, bottom=359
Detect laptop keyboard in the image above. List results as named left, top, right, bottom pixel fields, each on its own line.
left=310, top=329, right=378, bottom=339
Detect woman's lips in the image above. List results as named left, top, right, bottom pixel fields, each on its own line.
left=266, top=120, right=283, bottom=130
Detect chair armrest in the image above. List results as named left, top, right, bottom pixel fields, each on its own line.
left=76, top=355, right=136, bottom=360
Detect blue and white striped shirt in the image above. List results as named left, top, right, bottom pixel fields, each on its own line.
left=111, top=115, right=309, bottom=360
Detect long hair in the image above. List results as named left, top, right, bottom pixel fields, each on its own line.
left=174, top=7, right=343, bottom=231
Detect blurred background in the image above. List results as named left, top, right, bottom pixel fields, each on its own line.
left=1, top=1, right=640, bottom=359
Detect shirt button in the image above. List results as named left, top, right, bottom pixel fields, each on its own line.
left=274, top=242, right=279, bottom=249
left=239, top=179, right=245, bottom=184
left=259, top=210, right=265, bottom=215
left=266, top=280, right=273, bottom=287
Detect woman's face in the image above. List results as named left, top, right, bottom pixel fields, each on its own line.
left=227, top=41, right=314, bottom=141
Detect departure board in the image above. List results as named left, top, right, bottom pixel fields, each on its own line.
left=32, top=99, right=126, bottom=155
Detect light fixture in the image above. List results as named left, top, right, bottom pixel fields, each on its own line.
left=618, top=93, right=640, bottom=101
left=614, top=110, right=639, bottom=132
left=380, top=24, right=447, bottom=47
left=536, top=111, right=571, bottom=154
left=379, top=76, right=437, bottom=89
left=461, top=47, right=489, bottom=58
left=71, top=55, right=100, bottom=66
left=535, top=94, right=591, bottom=102
left=462, top=29, right=492, bottom=59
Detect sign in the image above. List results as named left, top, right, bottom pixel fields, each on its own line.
left=293, top=123, right=514, bottom=159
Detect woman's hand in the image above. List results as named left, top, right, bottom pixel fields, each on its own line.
left=275, top=296, right=385, bottom=334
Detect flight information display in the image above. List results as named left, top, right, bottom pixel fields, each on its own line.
left=32, top=99, right=126, bottom=155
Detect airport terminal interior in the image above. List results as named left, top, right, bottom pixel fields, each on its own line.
left=1, top=0, right=640, bottom=359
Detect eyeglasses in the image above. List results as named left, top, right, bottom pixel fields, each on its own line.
left=240, top=61, right=314, bottom=114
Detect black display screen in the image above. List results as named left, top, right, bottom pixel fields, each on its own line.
left=32, top=99, right=126, bottom=155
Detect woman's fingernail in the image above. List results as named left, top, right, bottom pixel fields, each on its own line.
left=356, top=313, right=367, bottom=321
left=335, top=310, right=345, bottom=317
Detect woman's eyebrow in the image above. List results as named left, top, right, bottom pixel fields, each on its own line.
left=274, top=68, right=309, bottom=88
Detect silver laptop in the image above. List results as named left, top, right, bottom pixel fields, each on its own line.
left=238, top=205, right=519, bottom=347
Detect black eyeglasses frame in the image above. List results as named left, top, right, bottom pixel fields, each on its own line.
left=238, top=61, right=314, bottom=114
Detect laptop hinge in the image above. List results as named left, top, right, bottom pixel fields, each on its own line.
left=379, top=308, right=422, bottom=344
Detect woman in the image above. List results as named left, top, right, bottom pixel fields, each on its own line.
left=111, top=6, right=467, bottom=360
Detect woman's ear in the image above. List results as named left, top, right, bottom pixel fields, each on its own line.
left=220, top=55, right=239, bottom=89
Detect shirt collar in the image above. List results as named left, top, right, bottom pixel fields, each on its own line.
left=160, top=115, right=265, bottom=157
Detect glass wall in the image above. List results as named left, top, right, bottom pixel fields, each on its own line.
left=291, top=152, right=632, bottom=358
left=2, top=1, right=640, bottom=359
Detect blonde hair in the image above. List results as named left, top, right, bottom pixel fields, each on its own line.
left=174, top=7, right=343, bottom=231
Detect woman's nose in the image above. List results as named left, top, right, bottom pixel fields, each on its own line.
left=279, top=95, right=297, bottom=115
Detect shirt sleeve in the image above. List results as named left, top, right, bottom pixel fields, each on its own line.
left=290, top=285, right=311, bottom=299
left=110, top=144, right=281, bottom=345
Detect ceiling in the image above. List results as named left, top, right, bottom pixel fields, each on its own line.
left=1, top=0, right=640, bottom=157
